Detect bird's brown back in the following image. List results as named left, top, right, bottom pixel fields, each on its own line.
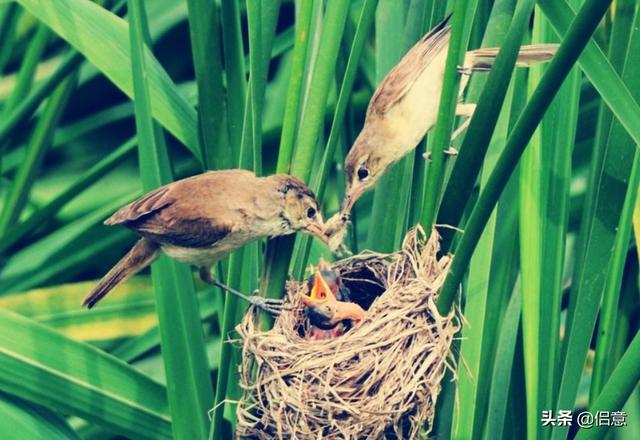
left=367, top=15, right=451, bottom=118
left=105, top=169, right=262, bottom=248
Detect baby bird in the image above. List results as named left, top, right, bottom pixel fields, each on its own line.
left=340, top=15, right=557, bottom=215
left=82, top=169, right=329, bottom=315
left=301, top=261, right=365, bottom=339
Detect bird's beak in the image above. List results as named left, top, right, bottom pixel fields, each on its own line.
left=332, top=302, right=366, bottom=324
left=300, top=269, right=336, bottom=306
left=305, top=222, right=331, bottom=245
left=340, top=186, right=364, bottom=216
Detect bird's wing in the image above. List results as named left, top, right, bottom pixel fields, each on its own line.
left=105, top=185, right=174, bottom=225
left=367, top=15, right=451, bottom=117
left=104, top=172, right=242, bottom=248
left=132, top=214, right=232, bottom=248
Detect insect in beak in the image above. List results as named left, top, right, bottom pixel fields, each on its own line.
left=305, top=222, right=331, bottom=245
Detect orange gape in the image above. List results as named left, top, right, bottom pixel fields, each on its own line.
left=300, top=265, right=365, bottom=340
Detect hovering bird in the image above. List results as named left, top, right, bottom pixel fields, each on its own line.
left=339, top=15, right=557, bottom=216
left=82, top=169, right=329, bottom=315
left=300, top=261, right=365, bottom=339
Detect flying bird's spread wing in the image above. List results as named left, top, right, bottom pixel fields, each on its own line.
left=368, top=14, right=451, bottom=117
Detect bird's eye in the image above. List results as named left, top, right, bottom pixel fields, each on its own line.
left=357, top=167, right=369, bottom=181
left=306, top=207, right=316, bottom=218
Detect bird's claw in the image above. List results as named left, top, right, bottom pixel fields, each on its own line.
left=423, top=146, right=458, bottom=161
left=248, top=295, right=289, bottom=316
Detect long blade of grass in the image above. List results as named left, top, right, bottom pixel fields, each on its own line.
left=518, top=9, right=581, bottom=438
left=290, top=0, right=350, bottom=181
left=589, top=0, right=640, bottom=406
left=186, top=0, right=230, bottom=170
left=0, top=195, right=134, bottom=292
left=111, top=287, right=223, bottom=363
left=452, top=9, right=520, bottom=433
left=574, top=330, right=640, bottom=440
left=0, top=393, right=80, bottom=440
left=219, top=0, right=246, bottom=155
left=537, top=0, right=640, bottom=148
left=476, top=165, right=521, bottom=438
left=0, top=49, right=84, bottom=146
left=437, top=0, right=614, bottom=315
left=291, top=0, right=379, bottom=277
left=590, top=151, right=639, bottom=401
left=127, top=1, right=212, bottom=438
left=275, top=0, right=313, bottom=173
left=16, top=0, right=202, bottom=163
left=0, top=309, right=171, bottom=438
left=551, top=7, right=639, bottom=438
left=635, top=194, right=640, bottom=264
left=259, top=0, right=351, bottom=309
left=0, top=161, right=204, bottom=286
left=533, top=5, right=582, bottom=439
left=236, top=0, right=281, bottom=173
left=312, top=0, right=379, bottom=196
left=577, top=0, right=634, bottom=280
left=0, top=24, right=49, bottom=118
left=246, top=0, right=264, bottom=174
left=0, top=4, right=19, bottom=75
left=366, top=0, right=408, bottom=252
left=504, top=325, right=528, bottom=438
left=257, top=4, right=358, bottom=367
left=211, top=3, right=282, bottom=437
left=483, top=285, right=522, bottom=440
left=519, top=11, right=545, bottom=438
left=0, top=1, right=131, bottom=150
left=458, top=6, right=535, bottom=438
left=0, top=137, right=136, bottom=254
left=436, top=0, right=539, bottom=251
left=420, top=0, right=477, bottom=232
left=1, top=278, right=156, bottom=342
left=0, top=74, right=76, bottom=235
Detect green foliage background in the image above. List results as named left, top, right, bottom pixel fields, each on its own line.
left=0, top=0, right=638, bottom=439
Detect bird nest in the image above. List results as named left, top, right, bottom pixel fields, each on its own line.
left=235, top=227, right=459, bottom=439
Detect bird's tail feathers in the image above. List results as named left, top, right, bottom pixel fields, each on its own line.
left=82, top=238, right=159, bottom=309
left=461, top=44, right=559, bottom=72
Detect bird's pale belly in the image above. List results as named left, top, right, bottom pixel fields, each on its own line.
left=387, top=50, right=450, bottom=152
left=161, top=234, right=250, bottom=268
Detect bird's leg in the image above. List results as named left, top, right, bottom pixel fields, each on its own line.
left=424, top=146, right=460, bottom=161
left=423, top=146, right=460, bottom=161
left=451, top=102, right=476, bottom=143
left=199, top=267, right=286, bottom=316
left=423, top=103, right=475, bottom=161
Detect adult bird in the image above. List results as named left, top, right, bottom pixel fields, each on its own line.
left=301, top=261, right=365, bottom=339
left=339, top=15, right=557, bottom=216
left=82, top=169, right=329, bottom=315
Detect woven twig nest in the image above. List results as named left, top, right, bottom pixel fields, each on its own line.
left=236, top=227, right=459, bottom=439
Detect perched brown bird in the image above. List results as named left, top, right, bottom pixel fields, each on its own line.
left=301, top=261, right=365, bottom=339
left=82, top=169, right=329, bottom=315
left=339, top=15, right=557, bottom=215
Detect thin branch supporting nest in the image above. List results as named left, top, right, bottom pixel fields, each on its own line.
left=236, top=227, right=459, bottom=439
